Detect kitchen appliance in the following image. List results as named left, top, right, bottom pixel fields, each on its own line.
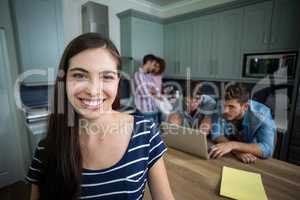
left=242, top=51, right=298, bottom=79
left=20, top=84, right=50, bottom=154
left=82, top=1, right=109, bottom=37
left=25, top=107, right=49, bottom=154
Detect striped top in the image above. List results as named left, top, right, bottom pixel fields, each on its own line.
left=134, top=67, right=158, bottom=113
left=26, top=115, right=167, bottom=199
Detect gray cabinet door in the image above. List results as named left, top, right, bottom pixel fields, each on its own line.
left=214, top=8, right=243, bottom=79
left=164, top=23, right=177, bottom=76
left=131, top=17, right=164, bottom=69
left=174, top=22, right=183, bottom=75
left=120, top=17, right=133, bottom=75
left=176, top=21, right=193, bottom=76
left=242, top=1, right=273, bottom=53
left=191, top=15, right=216, bottom=78
left=269, top=0, right=300, bottom=50
left=12, top=0, right=63, bottom=85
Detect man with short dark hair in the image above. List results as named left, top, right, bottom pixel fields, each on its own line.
left=134, top=54, right=159, bottom=122
left=142, top=54, right=157, bottom=66
left=209, top=83, right=276, bottom=163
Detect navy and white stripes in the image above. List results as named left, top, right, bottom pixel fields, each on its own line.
left=26, top=115, right=167, bottom=199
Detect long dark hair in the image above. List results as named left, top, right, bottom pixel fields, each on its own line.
left=40, top=33, right=121, bottom=199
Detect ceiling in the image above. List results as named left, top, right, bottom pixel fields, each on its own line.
left=130, top=0, right=233, bottom=18
left=141, top=0, right=195, bottom=7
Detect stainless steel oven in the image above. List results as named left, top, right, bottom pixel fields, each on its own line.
left=242, top=51, right=298, bottom=79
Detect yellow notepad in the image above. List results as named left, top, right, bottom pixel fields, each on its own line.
left=220, top=166, right=268, bottom=200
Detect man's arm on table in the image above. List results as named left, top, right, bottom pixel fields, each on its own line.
left=224, top=122, right=276, bottom=159
left=209, top=135, right=258, bottom=163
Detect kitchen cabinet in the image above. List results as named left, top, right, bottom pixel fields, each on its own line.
left=164, top=0, right=300, bottom=79
left=12, top=0, right=64, bottom=85
left=269, top=0, right=300, bottom=50
left=242, top=1, right=273, bottom=53
left=164, top=22, right=189, bottom=76
left=120, top=17, right=133, bottom=75
left=286, top=58, right=300, bottom=164
left=164, top=17, right=215, bottom=78
left=131, top=17, right=163, bottom=71
left=176, top=21, right=193, bottom=76
left=242, top=0, right=300, bottom=53
left=165, top=9, right=243, bottom=80
left=164, top=23, right=177, bottom=76
left=214, top=8, right=243, bottom=79
left=191, top=15, right=216, bottom=78
left=120, top=0, right=300, bottom=80
left=118, top=12, right=163, bottom=77
left=278, top=52, right=300, bottom=163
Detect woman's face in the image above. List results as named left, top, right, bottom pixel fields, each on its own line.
left=153, top=61, right=160, bottom=74
left=66, top=47, right=119, bottom=120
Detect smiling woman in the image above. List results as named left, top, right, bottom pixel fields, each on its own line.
left=25, top=33, right=174, bottom=200
left=66, top=48, right=120, bottom=118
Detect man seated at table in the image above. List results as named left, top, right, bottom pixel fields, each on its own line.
left=167, top=82, right=216, bottom=135
left=209, top=83, right=276, bottom=163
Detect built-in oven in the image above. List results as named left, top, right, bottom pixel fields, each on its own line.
left=242, top=51, right=298, bottom=79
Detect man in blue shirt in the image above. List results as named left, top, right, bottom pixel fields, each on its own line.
left=209, top=84, right=276, bottom=163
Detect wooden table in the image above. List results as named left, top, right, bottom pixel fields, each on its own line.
left=144, top=148, right=300, bottom=200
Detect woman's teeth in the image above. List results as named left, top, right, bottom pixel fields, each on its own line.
left=79, top=98, right=105, bottom=108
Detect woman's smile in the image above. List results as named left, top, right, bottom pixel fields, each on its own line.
left=77, top=97, right=106, bottom=110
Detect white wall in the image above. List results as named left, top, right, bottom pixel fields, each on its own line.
left=63, top=0, right=161, bottom=50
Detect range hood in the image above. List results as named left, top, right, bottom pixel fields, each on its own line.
left=81, top=1, right=109, bottom=37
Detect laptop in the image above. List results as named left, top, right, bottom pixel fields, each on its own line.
left=160, top=122, right=213, bottom=159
